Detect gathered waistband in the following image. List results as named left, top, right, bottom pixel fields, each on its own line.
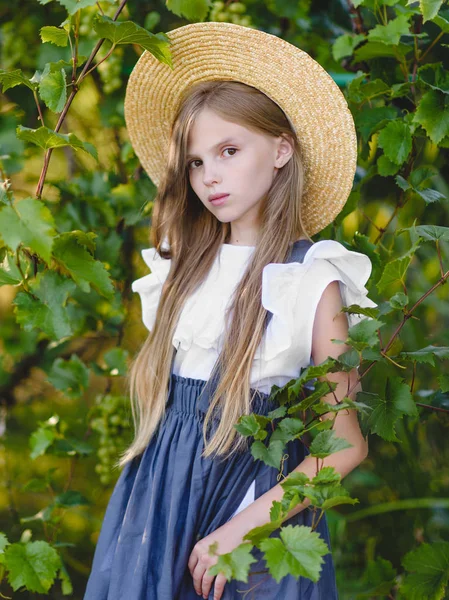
left=167, top=372, right=280, bottom=418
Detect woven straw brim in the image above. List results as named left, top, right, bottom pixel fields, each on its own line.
left=124, top=22, right=357, bottom=236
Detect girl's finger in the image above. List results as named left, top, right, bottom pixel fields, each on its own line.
left=188, top=549, right=199, bottom=575
left=212, top=573, right=228, bottom=600
left=201, top=569, right=215, bottom=599
left=192, top=560, right=206, bottom=595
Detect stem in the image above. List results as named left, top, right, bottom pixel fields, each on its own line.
left=419, top=30, right=445, bottom=62
left=35, top=0, right=129, bottom=199
left=349, top=269, right=449, bottom=397
left=32, top=90, right=45, bottom=127
left=82, top=43, right=116, bottom=80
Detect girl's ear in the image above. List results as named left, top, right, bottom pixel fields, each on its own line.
left=274, top=133, right=295, bottom=168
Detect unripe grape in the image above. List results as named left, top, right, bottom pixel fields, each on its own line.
left=229, top=2, right=246, bottom=14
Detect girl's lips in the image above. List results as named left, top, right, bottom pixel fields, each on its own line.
left=209, top=194, right=229, bottom=206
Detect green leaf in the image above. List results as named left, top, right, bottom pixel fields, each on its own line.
left=0, top=198, right=56, bottom=263
left=56, top=0, right=100, bottom=14
left=47, top=354, right=90, bottom=398
left=378, top=120, right=412, bottom=165
left=438, top=374, right=449, bottom=393
left=400, top=345, right=449, bottom=366
left=260, top=525, right=330, bottom=583
left=412, top=0, right=445, bottom=22
left=347, top=318, right=384, bottom=350
left=16, top=126, right=98, bottom=160
left=411, top=223, right=449, bottom=240
left=207, top=543, right=257, bottom=582
left=54, top=491, right=89, bottom=507
left=378, top=154, right=401, bottom=176
left=243, top=518, right=284, bottom=546
left=377, top=241, right=419, bottom=293
left=4, top=540, right=60, bottom=593
left=58, top=559, right=73, bottom=595
left=354, top=41, right=412, bottom=63
left=332, top=33, right=365, bottom=61
left=166, top=0, right=211, bottom=22
left=235, top=413, right=269, bottom=440
left=0, top=533, right=10, bottom=554
left=92, top=16, right=172, bottom=67
left=402, top=541, right=449, bottom=599
left=0, top=68, right=39, bottom=92
left=309, top=430, right=354, bottom=458
left=358, top=377, right=417, bottom=442
left=52, top=232, right=114, bottom=298
left=13, top=271, right=76, bottom=340
left=40, top=26, right=69, bottom=47
left=355, top=106, right=398, bottom=143
left=103, top=347, right=129, bottom=376
left=39, top=64, right=67, bottom=113
left=54, top=436, right=94, bottom=455
left=413, top=90, right=449, bottom=144
left=0, top=253, right=22, bottom=286
left=368, top=14, right=411, bottom=45
left=251, top=439, right=285, bottom=468
left=390, top=292, right=409, bottom=309
left=418, top=62, right=449, bottom=94
left=360, top=556, right=397, bottom=595
left=30, top=427, right=56, bottom=459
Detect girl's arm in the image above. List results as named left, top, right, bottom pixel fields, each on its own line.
left=232, top=279, right=369, bottom=534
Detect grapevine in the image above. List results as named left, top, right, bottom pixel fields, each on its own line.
left=90, top=394, right=132, bottom=485
left=208, top=1, right=253, bottom=27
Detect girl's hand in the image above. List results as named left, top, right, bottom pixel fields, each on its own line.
left=187, top=517, right=249, bottom=600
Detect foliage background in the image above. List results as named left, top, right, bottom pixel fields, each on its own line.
left=1, top=0, right=449, bottom=598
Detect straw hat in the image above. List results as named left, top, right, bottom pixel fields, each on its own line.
left=124, top=21, right=357, bottom=236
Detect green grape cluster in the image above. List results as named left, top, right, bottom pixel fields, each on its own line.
left=208, top=1, right=253, bottom=27
left=90, top=394, right=131, bottom=486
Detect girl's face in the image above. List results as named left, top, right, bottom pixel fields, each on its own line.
left=186, top=108, right=293, bottom=244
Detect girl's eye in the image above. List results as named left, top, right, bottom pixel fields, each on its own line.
left=188, top=147, right=238, bottom=170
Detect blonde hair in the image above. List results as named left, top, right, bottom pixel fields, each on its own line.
left=117, top=80, right=311, bottom=468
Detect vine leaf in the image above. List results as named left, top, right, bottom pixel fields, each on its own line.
left=16, top=125, right=98, bottom=159
left=4, top=540, right=61, bottom=593
left=93, top=15, right=173, bottom=67
left=40, top=25, right=69, bottom=47
left=13, top=271, right=76, bottom=340
left=401, top=541, right=449, bottom=599
left=378, top=120, right=413, bottom=166
left=413, top=90, right=449, bottom=145
left=368, top=14, right=411, bottom=46
left=358, top=377, right=417, bottom=441
left=52, top=232, right=114, bottom=298
left=39, top=64, right=67, bottom=113
left=309, top=430, right=354, bottom=459
left=166, top=0, right=211, bottom=22
left=260, top=525, right=330, bottom=583
left=207, top=543, right=257, bottom=583
left=0, top=68, right=39, bottom=92
left=0, top=197, right=56, bottom=263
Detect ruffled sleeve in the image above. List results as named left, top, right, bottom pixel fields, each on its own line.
left=259, top=240, right=378, bottom=364
left=131, top=247, right=172, bottom=332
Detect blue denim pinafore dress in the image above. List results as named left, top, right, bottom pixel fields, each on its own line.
left=83, top=240, right=339, bottom=599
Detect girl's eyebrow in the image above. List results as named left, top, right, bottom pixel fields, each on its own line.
left=186, top=137, right=239, bottom=160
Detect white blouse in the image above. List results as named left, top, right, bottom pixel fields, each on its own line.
left=131, top=239, right=377, bottom=518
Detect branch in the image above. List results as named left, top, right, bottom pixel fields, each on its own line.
left=35, top=0, right=128, bottom=199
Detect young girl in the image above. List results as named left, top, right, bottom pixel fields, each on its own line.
left=84, top=21, right=377, bottom=600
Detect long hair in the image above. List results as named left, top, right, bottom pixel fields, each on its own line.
left=117, top=80, right=311, bottom=468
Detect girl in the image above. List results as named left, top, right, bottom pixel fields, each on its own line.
left=84, top=21, right=377, bottom=600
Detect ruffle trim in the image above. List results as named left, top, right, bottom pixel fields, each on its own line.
left=259, top=239, right=378, bottom=361
left=131, top=240, right=377, bottom=362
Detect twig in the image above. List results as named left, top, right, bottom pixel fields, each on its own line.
left=35, top=0, right=129, bottom=199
